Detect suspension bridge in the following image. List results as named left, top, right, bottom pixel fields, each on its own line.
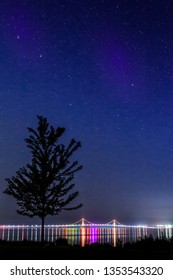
left=0, top=218, right=172, bottom=229
left=0, top=218, right=172, bottom=243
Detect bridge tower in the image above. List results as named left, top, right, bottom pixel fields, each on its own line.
left=81, top=218, right=85, bottom=227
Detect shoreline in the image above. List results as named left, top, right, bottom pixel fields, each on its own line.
left=0, top=237, right=172, bottom=260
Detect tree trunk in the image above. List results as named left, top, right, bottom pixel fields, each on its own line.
left=41, top=216, right=45, bottom=243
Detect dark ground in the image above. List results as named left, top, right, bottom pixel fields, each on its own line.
left=0, top=237, right=173, bottom=260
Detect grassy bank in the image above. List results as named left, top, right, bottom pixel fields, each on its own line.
left=0, top=237, right=173, bottom=260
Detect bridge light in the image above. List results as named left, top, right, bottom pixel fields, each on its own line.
left=165, top=224, right=172, bottom=228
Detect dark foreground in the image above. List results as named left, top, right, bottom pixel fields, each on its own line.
left=0, top=237, right=173, bottom=260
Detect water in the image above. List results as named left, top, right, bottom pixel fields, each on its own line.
left=0, top=225, right=172, bottom=246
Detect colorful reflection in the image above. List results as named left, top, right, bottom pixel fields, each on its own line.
left=0, top=225, right=172, bottom=246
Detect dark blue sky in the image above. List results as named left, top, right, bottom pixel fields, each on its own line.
left=1, top=0, right=173, bottom=226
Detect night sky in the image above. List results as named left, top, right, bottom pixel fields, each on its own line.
left=1, top=0, right=173, bottom=226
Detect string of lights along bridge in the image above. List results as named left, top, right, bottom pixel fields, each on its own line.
left=0, top=218, right=172, bottom=229
left=0, top=218, right=172, bottom=245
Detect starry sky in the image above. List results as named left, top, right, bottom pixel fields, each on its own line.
left=1, top=0, right=173, bottom=226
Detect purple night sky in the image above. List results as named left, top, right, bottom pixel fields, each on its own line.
left=1, top=0, right=173, bottom=226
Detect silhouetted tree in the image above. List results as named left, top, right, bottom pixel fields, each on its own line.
left=4, top=115, right=83, bottom=242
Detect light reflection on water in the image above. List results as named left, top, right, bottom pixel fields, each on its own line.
left=0, top=226, right=172, bottom=246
